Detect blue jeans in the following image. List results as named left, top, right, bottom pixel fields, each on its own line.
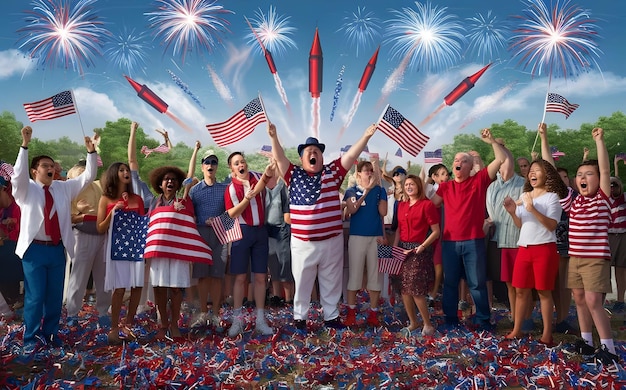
left=21, top=242, right=66, bottom=344
left=442, top=239, right=490, bottom=324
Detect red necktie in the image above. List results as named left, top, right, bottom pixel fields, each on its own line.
left=43, top=185, right=61, bottom=244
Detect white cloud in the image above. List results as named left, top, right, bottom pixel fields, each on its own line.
left=0, top=49, right=34, bottom=79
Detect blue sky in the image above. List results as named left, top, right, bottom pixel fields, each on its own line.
left=1, top=0, right=625, bottom=164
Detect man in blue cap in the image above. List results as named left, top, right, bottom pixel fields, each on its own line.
left=267, top=123, right=378, bottom=331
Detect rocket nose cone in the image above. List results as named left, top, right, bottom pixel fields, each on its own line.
left=309, top=28, right=322, bottom=55
left=468, top=63, right=492, bottom=83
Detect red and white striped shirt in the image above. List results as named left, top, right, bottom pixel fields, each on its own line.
left=609, top=195, right=626, bottom=234
left=225, top=171, right=265, bottom=226
left=285, top=159, right=347, bottom=241
left=563, top=189, right=612, bottom=259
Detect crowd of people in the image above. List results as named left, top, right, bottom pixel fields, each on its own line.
left=0, top=121, right=623, bottom=366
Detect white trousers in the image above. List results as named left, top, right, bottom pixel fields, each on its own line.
left=65, top=231, right=110, bottom=317
left=291, top=233, right=344, bottom=321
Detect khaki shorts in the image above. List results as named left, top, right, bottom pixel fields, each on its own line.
left=567, top=256, right=612, bottom=293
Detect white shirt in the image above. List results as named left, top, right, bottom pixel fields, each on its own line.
left=515, top=191, right=562, bottom=247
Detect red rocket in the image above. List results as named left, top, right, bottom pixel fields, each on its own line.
left=245, top=16, right=278, bottom=74
left=358, top=46, right=380, bottom=92
left=124, top=75, right=169, bottom=114
left=443, top=63, right=492, bottom=106
left=309, top=28, right=323, bottom=98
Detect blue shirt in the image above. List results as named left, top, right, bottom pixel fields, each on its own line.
left=344, top=185, right=386, bottom=237
left=189, top=180, right=228, bottom=225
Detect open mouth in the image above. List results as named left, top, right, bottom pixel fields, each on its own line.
left=580, top=183, right=588, bottom=189
left=47, top=172, right=53, bottom=177
left=166, top=184, right=175, bottom=190
left=309, top=157, right=317, bottom=165
left=455, top=166, right=461, bottom=171
left=238, top=168, right=245, bottom=175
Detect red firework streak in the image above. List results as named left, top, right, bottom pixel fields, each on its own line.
left=309, top=28, right=323, bottom=98
left=418, top=63, right=492, bottom=128
left=244, top=16, right=277, bottom=74
left=124, top=75, right=194, bottom=133
left=358, top=46, right=380, bottom=92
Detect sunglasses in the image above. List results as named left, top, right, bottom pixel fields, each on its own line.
left=393, top=171, right=406, bottom=177
left=203, top=159, right=218, bottom=165
left=611, top=183, right=618, bottom=187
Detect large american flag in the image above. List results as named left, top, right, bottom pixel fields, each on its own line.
left=377, top=105, right=429, bottom=157
left=109, top=210, right=150, bottom=261
left=141, top=143, right=171, bottom=157
left=377, top=245, right=407, bottom=275
left=23, top=90, right=77, bottom=122
left=424, top=149, right=443, bottom=164
left=545, top=93, right=579, bottom=119
left=210, top=212, right=243, bottom=245
left=206, top=98, right=267, bottom=146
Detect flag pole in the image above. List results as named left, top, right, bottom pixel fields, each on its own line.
left=531, top=88, right=550, bottom=154
left=70, top=90, right=87, bottom=139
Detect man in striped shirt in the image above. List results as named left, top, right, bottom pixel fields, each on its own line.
left=268, top=122, right=377, bottom=331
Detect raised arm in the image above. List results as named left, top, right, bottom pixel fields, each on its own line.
left=128, top=121, right=140, bottom=171
left=582, top=147, right=589, bottom=163
left=538, top=123, right=556, bottom=168
left=615, top=154, right=621, bottom=177
left=267, top=122, right=290, bottom=179
left=482, top=128, right=507, bottom=180
left=594, top=128, right=611, bottom=196
left=182, top=141, right=201, bottom=199
left=341, top=124, right=377, bottom=170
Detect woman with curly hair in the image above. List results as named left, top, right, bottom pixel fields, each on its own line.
left=97, top=161, right=145, bottom=344
left=144, top=142, right=212, bottom=340
left=503, top=157, right=569, bottom=345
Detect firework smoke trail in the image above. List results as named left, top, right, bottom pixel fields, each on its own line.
left=510, top=0, right=602, bottom=81
left=330, top=65, right=345, bottom=121
left=206, top=64, right=233, bottom=102
left=337, top=91, right=362, bottom=140
left=145, top=0, right=233, bottom=64
left=458, top=82, right=516, bottom=130
left=273, top=74, right=289, bottom=108
left=466, top=11, right=509, bottom=63
left=165, top=111, right=195, bottom=133
left=378, top=44, right=417, bottom=106
left=17, top=0, right=109, bottom=75
left=337, top=6, right=382, bottom=58
left=105, top=27, right=150, bottom=75
left=311, top=98, right=320, bottom=139
left=167, top=69, right=205, bottom=109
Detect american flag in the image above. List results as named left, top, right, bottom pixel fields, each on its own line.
left=377, top=105, right=429, bottom=157
left=0, top=160, right=14, bottom=181
left=424, top=149, right=443, bottom=164
left=395, top=148, right=403, bottom=157
left=545, top=93, right=579, bottom=119
left=260, top=145, right=273, bottom=158
left=206, top=98, right=267, bottom=146
left=109, top=210, right=150, bottom=261
left=23, top=90, right=77, bottom=122
left=551, top=146, right=565, bottom=160
left=377, top=245, right=407, bottom=275
left=210, top=212, right=243, bottom=245
left=141, top=143, right=170, bottom=157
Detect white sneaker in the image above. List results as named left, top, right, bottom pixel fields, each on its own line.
left=191, top=312, right=210, bottom=328
left=255, top=319, right=273, bottom=336
left=228, top=317, right=244, bottom=337
left=422, top=325, right=435, bottom=336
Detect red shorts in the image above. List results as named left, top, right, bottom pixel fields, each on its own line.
left=512, top=242, right=559, bottom=291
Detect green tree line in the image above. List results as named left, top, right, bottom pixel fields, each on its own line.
left=1, top=111, right=625, bottom=187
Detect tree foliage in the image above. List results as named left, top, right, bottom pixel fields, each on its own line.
left=1, top=110, right=624, bottom=188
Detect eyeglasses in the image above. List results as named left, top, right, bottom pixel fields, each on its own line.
left=163, top=177, right=179, bottom=182
left=203, top=159, right=218, bottom=165
left=38, top=163, right=55, bottom=169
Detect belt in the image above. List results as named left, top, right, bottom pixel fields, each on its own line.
left=32, top=239, right=62, bottom=246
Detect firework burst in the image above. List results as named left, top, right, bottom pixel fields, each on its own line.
left=104, top=27, right=151, bottom=75
left=385, top=1, right=465, bottom=73
left=245, top=5, right=296, bottom=57
left=17, top=0, right=109, bottom=75
left=509, top=0, right=602, bottom=80
left=145, top=0, right=233, bottom=63
left=337, top=6, right=382, bottom=57
left=466, top=10, right=509, bottom=63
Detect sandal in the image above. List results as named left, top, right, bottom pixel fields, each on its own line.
left=107, top=330, right=122, bottom=345
left=155, top=327, right=170, bottom=341
left=119, top=326, right=136, bottom=341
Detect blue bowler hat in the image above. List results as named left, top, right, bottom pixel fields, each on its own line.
left=297, top=137, right=326, bottom=156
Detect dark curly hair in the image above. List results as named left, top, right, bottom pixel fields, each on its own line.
left=149, top=166, right=186, bottom=194
left=101, top=162, right=134, bottom=199
left=523, top=159, right=569, bottom=199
